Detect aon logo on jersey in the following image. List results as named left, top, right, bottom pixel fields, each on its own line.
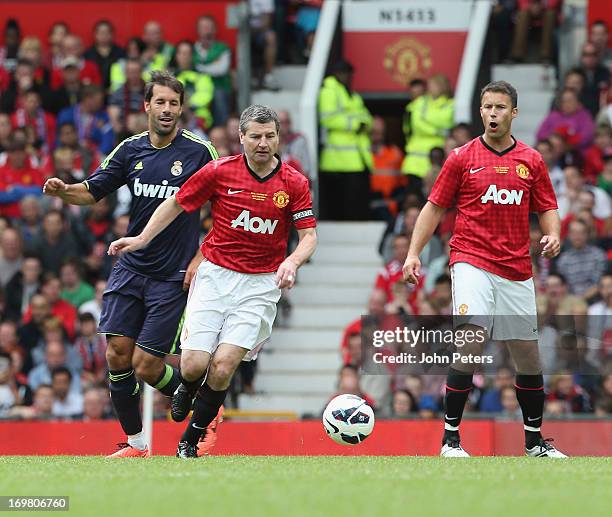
left=481, top=184, right=524, bottom=205
left=133, top=178, right=180, bottom=198
left=231, top=210, right=278, bottom=234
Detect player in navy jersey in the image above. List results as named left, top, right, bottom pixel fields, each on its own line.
left=403, top=81, right=567, bottom=458
left=109, top=104, right=317, bottom=458
left=43, top=72, right=218, bottom=457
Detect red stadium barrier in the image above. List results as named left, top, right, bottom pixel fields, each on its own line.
left=0, top=420, right=610, bottom=456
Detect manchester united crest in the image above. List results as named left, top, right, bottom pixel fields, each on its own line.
left=272, top=191, right=289, bottom=208
left=458, top=304, right=468, bottom=315
left=383, top=37, right=431, bottom=86
left=516, top=164, right=530, bottom=179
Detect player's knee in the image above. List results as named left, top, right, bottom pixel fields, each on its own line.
left=105, top=340, right=132, bottom=369
left=209, top=358, right=237, bottom=386
left=133, top=352, right=163, bottom=383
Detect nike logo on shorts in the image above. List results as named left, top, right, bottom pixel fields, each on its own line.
left=227, top=188, right=244, bottom=195
left=469, top=167, right=485, bottom=174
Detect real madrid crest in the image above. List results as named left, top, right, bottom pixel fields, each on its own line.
left=171, top=160, right=183, bottom=176
left=384, top=37, right=431, bottom=86
left=273, top=190, right=289, bottom=209
left=516, top=164, right=529, bottom=179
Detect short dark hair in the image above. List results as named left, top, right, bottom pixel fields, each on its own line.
left=94, top=19, right=114, bottom=32
left=51, top=366, right=72, bottom=382
left=239, top=104, right=280, bottom=134
left=480, top=80, right=518, bottom=108
left=144, top=71, right=184, bottom=105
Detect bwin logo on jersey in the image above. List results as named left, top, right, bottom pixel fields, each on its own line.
left=231, top=210, right=278, bottom=234
left=133, top=178, right=180, bottom=199
left=481, top=184, right=524, bottom=205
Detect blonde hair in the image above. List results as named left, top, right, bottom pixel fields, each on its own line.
left=428, top=74, right=452, bottom=98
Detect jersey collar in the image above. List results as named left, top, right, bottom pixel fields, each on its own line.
left=243, top=153, right=282, bottom=183
left=479, top=135, right=517, bottom=157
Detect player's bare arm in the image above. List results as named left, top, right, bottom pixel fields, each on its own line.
left=537, top=209, right=561, bottom=258
left=183, top=248, right=205, bottom=290
left=108, top=195, right=184, bottom=255
left=403, top=201, right=446, bottom=284
left=276, top=227, right=317, bottom=289
left=43, top=178, right=96, bottom=205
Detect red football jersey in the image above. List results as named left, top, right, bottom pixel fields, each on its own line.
left=176, top=154, right=316, bottom=274
left=429, top=137, right=558, bottom=281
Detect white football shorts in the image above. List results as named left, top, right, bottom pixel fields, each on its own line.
left=180, top=260, right=281, bottom=360
left=450, top=261, right=538, bottom=341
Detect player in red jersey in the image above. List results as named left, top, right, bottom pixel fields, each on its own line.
left=108, top=105, right=317, bottom=458
left=403, top=81, right=567, bottom=458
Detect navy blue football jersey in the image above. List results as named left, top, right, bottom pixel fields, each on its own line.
left=85, top=129, right=217, bottom=280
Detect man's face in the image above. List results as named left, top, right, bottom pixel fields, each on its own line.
left=95, top=24, right=113, bottom=47
left=23, top=92, right=40, bottom=114
left=393, top=391, right=412, bottom=416
left=83, top=390, right=105, bottom=419
left=62, top=35, right=82, bottom=58
left=145, top=85, right=182, bottom=137
left=367, top=290, right=386, bottom=319
left=125, top=61, right=142, bottom=86
left=1, top=229, right=22, bottom=260
left=46, top=343, right=66, bottom=369
left=568, top=222, right=588, bottom=249
left=278, top=112, right=291, bottom=139
left=60, top=265, right=79, bottom=288
left=370, top=117, right=385, bottom=145
left=536, top=143, right=553, bottom=166
left=59, top=124, right=78, bottom=147
left=392, top=236, right=410, bottom=263
left=546, top=276, right=566, bottom=300
left=197, top=18, right=216, bottom=43
left=590, top=24, right=609, bottom=51
left=0, top=114, right=11, bottom=140
left=143, top=22, right=162, bottom=47
left=600, top=276, right=612, bottom=303
left=564, top=166, right=583, bottom=191
left=52, top=372, right=71, bottom=400
left=43, top=213, right=63, bottom=239
left=22, top=258, right=41, bottom=284
left=43, top=279, right=61, bottom=303
left=62, top=66, right=80, bottom=85
left=480, top=91, right=517, bottom=141
left=30, top=295, right=50, bottom=323
left=34, top=387, right=54, bottom=414
left=239, top=121, right=279, bottom=167
left=559, top=91, right=579, bottom=115
left=580, top=43, right=599, bottom=70
left=494, top=369, right=514, bottom=390
left=0, top=323, right=17, bottom=348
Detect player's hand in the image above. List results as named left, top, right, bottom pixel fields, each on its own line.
left=276, top=258, right=298, bottom=289
left=108, top=236, right=147, bottom=256
left=540, top=235, right=560, bottom=258
left=43, top=177, right=67, bottom=197
left=402, top=255, right=421, bottom=284
left=183, top=251, right=204, bottom=290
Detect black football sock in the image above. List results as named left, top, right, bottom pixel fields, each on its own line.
left=442, top=367, right=473, bottom=444
left=152, top=364, right=182, bottom=397
left=179, top=371, right=205, bottom=396
left=515, top=373, right=545, bottom=448
left=181, top=383, right=228, bottom=446
left=109, top=368, right=142, bottom=436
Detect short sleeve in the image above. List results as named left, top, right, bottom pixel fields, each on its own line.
left=175, top=160, right=218, bottom=212
left=428, top=148, right=462, bottom=208
left=290, top=174, right=316, bottom=229
left=84, top=140, right=129, bottom=201
left=529, top=154, right=558, bottom=213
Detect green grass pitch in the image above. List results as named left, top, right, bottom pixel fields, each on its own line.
left=1, top=456, right=610, bottom=517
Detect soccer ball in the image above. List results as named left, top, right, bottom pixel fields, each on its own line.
left=322, top=394, right=375, bottom=445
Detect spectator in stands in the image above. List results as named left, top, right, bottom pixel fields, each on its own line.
left=557, top=164, right=611, bottom=220
left=278, top=110, right=312, bottom=181
left=37, top=274, right=78, bottom=339
left=59, top=259, right=94, bottom=309
left=510, top=0, right=560, bottom=63
left=4, top=255, right=41, bottom=322
left=50, top=366, right=83, bottom=418
left=560, top=190, right=607, bottom=241
left=599, top=149, right=612, bottom=194
left=51, top=34, right=101, bottom=90
left=319, top=59, right=373, bottom=220
left=109, top=36, right=145, bottom=93
left=0, top=114, right=11, bottom=152
left=489, top=0, right=516, bottom=63
left=107, top=57, right=145, bottom=137
left=225, top=114, right=242, bottom=156
left=556, top=220, right=607, bottom=300
left=141, top=21, right=174, bottom=73
left=294, top=0, right=322, bottom=60
left=83, top=20, right=125, bottom=91
left=390, top=389, right=416, bottom=418
left=18, top=36, right=49, bottom=90
left=1, top=58, right=36, bottom=117
left=0, top=352, right=17, bottom=416
left=480, top=366, right=514, bottom=412
left=193, top=16, right=232, bottom=126
left=26, top=210, right=78, bottom=275
left=583, top=125, right=612, bottom=184
left=28, top=340, right=80, bottom=394
left=537, top=89, right=595, bottom=152
left=0, top=227, right=23, bottom=288
left=48, top=57, right=82, bottom=115
left=330, top=365, right=376, bottom=412
left=546, top=371, right=591, bottom=413
left=593, top=374, right=612, bottom=416
left=0, top=18, right=20, bottom=73
left=500, top=385, right=522, bottom=417
left=589, top=20, right=612, bottom=68
left=75, top=312, right=106, bottom=387
left=250, top=0, right=279, bottom=90
left=208, top=126, right=230, bottom=158
left=576, top=41, right=610, bottom=119
left=427, top=274, right=452, bottom=315
left=46, top=22, right=69, bottom=69
left=16, top=293, right=50, bottom=357
left=10, top=89, right=56, bottom=153
left=8, top=384, right=53, bottom=420
left=587, top=273, right=611, bottom=363
left=56, top=84, right=114, bottom=155
left=170, top=40, right=214, bottom=131
left=82, top=386, right=107, bottom=421
left=55, top=122, right=100, bottom=177
left=401, top=74, right=454, bottom=195
left=16, top=195, right=43, bottom=243
left=79, top=279, right=105, bottom=324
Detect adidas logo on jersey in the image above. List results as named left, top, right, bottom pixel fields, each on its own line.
left=134, top=161, right=144, bottom=170
left=231, top=210, right=278, bottom=234
left=481, top=184, right=524, bottom=205
left=133, top=178, right=180, bottom=199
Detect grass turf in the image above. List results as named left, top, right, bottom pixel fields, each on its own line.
left=0, top=456, right=610, bottom=517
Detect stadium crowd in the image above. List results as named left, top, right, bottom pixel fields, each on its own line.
left=0, top=6, right=610, bottom=423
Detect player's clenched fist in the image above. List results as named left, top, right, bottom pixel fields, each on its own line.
left=43, top=177, right=67, bottom=196
left=402, top=255, right=421, bottom=284
left=108, top=236, right=147, bottom=256
left=276, top=258, right=298, bottom=289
